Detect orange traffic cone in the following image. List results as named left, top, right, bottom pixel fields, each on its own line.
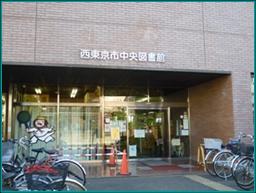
left=108, top=145, right=116, bottom=167
left=119, top=149, right=131, bottom=175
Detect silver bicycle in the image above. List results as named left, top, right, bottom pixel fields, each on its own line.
left=212, top=134, right=253, bottom=180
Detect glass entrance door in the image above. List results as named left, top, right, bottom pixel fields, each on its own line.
left=103, top=106, right=127, bottom=154
left=170, top=107, right=190, bottom=158
left=128, top=109, right=168, bottom=158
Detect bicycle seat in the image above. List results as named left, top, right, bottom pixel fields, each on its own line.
left=32, top=148, right=45, bottom=153
left=44, top=149, right=59, bottom=155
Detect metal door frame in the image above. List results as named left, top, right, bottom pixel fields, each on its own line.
left=169, top=106, right=191, bottom=161
left=104, top=102, right=188, bottom=159
left=127, top=106, right=169, bottom=159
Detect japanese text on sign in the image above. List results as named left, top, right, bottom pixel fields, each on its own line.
left=80, top=49, right=166, bottom=63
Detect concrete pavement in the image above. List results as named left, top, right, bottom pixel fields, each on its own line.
left=81, top=160, right=252, bottom=191
left=86, top=173, right=241, bottom=191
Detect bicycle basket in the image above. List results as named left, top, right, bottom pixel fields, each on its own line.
left=226, top=140, right=240, bottom=155
left=25, top=173, right=51, bottom=190
left=25, top=163, right=69, bottom=190
left=240, top=143, right=254, bottom=156
left=2, top=141, right=15, bottom=163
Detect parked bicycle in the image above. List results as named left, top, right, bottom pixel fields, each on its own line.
left=213, top=134, right=253, bottom=180
left=2, top=137, right=87, bottom=191
left=204, top=134, right=241, bottom=177
left=232, top=137, right=254, bottom=190
left=203, top=133, right=254, bottom=191
left=3, top=159, right=86, bottom=191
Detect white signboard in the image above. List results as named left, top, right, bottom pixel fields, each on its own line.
left=183, top=119, right=189, bottom=130
left=119, top=121, right=126, bottom=132
left=134, top=129, right=145, bottom=138
left=104, top=124, right=111, bottom=132
left=204, top=138, right=223, bottom=150
left=129, top=145, right=137, bottom=157
left=80, top=49, right=165, bottom=63
left=171, top=138, right=181, bottom=146
left=181, top=129, right=189, bottom=136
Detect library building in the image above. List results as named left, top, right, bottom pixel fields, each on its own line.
left=2, top=2, right=254, bottom=163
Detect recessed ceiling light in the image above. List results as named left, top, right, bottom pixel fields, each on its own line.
left=70, top=88, right=78, bottom=98
left=35, top=88, right=42, bottom=94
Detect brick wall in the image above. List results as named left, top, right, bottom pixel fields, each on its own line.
left=2, top=2, right=254, bottom=137
left=189, top=75, right=234, bottom=160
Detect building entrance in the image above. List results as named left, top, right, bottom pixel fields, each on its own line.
left=127, top=109, right=168, bottom=158
left=103, top=105, right=189, bottom=159
left=5, top=65, right=222, bottom=161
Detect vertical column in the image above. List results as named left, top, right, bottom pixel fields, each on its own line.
left=2, top=94, right=7, bottom=140
left=187, top=89, right=192, bottom=161
left=56, top=85, right=60, bottom=148
left=101, top=85, right=105, bottom=161
left=126, top=106, right=129, bottom=158
left=167, top=107, right=171, bottom=159
left=7, top=84, right=13, bottom=139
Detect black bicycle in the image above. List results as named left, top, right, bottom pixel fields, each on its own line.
left=2, top=137, right=87, bottom=191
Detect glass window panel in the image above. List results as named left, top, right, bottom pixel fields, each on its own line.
left=104, top=86, right=188, bottom=103
left=60, top=85, right=101, bottom=103
left=13, top=105, right=57, bottom=159
left=104, top=87, right=148, bottom=102
left=104, top=107, right=127, bottom=153
left=13, top=84, right=57, bottom=103
left=59, top=106, right=102, bottom=160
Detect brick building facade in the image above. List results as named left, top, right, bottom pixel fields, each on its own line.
left=2, top=2, right=254, bottom=161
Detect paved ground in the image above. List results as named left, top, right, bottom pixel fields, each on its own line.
left=82, top=160, right=253, bottom=191
left=82, top=159, right=204, bottom=178
left=86, top=173, right=242, bottom=191
left=3, top=159, right=252, bottom=191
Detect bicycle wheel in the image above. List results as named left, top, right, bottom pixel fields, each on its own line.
left=2, top=163, right=27, bottom=190
left=233, top=157, right=254, bottom=190
left=13, top=173, right=28, bottom=191
left=213, top=151, right=234, bottom=179
left=231, top=156, right=244, bottom=177
left=53, top=159, right=86, bottom=185
left=52, top=178, right=86, bottom=191
left=205, top=149, right=219, bottom=176
left=2, top=163, right=22, bottom=174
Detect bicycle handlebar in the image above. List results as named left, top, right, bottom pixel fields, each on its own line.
left=7, top=137, right=31, bottom=151
left=231, top=132, right=254, bottom=142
